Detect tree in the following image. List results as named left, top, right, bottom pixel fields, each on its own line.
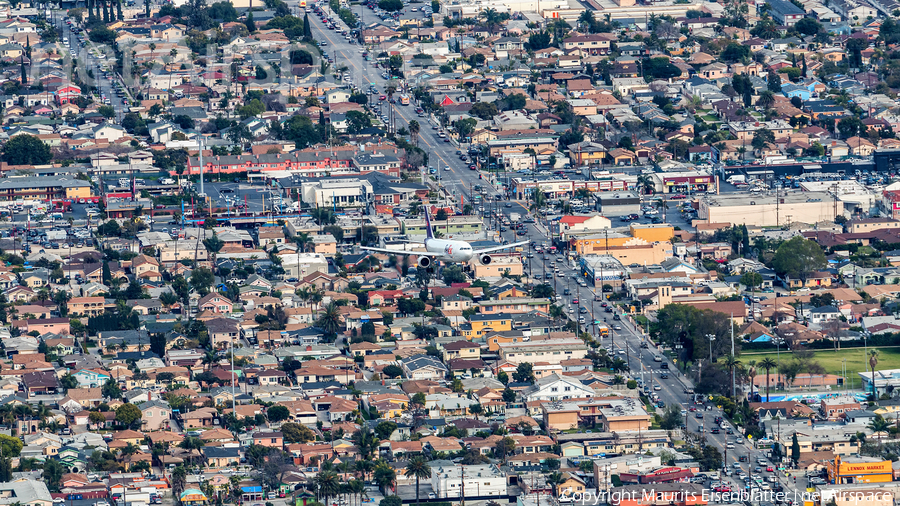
left=838, top=116, right=866, bottom=139
left=759, top=357, right=777, bottom=402
left=115, top=403, right=142, bottom=429
left=382, top=364, right=403, bottom=378
left=267, top=405, right=290, bottom=422
left=88, top=411, right=106, bottom=428
left=0, top=434, right=22, bottom=457
left=316, top=471, right=341, bottom=504
left=773, top=236, right=826, bottom=285
left=751, top=128, right=776, bottom=150
left=870, top=350, right=879, bottom=401
left=767, top=71, right=782, bottom=93
left=1, top=135, right=51, bottom=165
left=346, top=110, right=372, bottom=134
left=757, top=90, right=776, bottom=110
left=316, top=301, right=342, bottom=335
left=375, top=420, right=398, bottom=439
left=102, top=378, right=122, bottom=400
left=281, top=422, right=315, bottom=443
left=42, top=458, right=64, bottom=492
left=441, top=265, right=466, bottom=285
left=470, top=102, right=498, bottom=120
left=791, top=432, right=800, bottom=467
left=190, top=267, right=215, bottom=295
left=795, top=17, right=821, bottom=35
left=513, top=363, right=535, bottom=384
left=494, top=436, right=515, bottom=462
left=659, top=404, right=683, bottom=430
left=721, top=43, right=750, bottom=62
left=373, top=463, right=396, bottom=495
left=404, top=456, right=432, bottom=506
left=379, top=0, right=403, bottom=10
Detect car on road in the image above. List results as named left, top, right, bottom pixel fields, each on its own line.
left=613, top=325, right=621, bottom=330
left=727, top=443, right=735, bottom=449
left=695, top=412, right=703, bottom=418
left=516, top=230, right=527, bottom=236
left=660, top=373, right=668, bottom=379
left=379, top=95, right=386, bottom=100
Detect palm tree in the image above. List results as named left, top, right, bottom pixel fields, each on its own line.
left=316, top=471, right=340, bottom=505
left=868, top=414, right=890, bottom=442
left=548, top=471, right=566, bottom=498
left=723, top=354, right=741, bottom=398
left=350, top=428, right=380, bottom=460
left=760, top=357, right=777, bottom=402
left=747, top=360, right=757, bottom=401
left=295, top=232, right=313, bottom=253
left=409, top=120, right=420, bottom=146
left=404, top=456, right=432, bottom=506
left=171, top=466, right=187, bottom=499
left=347, top=479, right=366, bottom=506
left=870, top=349, right=880, bottom=401
left=757, top=90, right=776, bottom=110
left=354, top=459, right=374, bottom=481
left=316, top=301, right=342, bottom=335
left=373, top=462, right=396, bottom=495
left=636, top=174, right=655, bottom=195
left=530, top=187, right=547, bottom=214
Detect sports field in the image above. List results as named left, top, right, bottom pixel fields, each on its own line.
left=740, top=347, right=900, bottom=389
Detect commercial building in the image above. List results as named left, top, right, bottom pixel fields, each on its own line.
left=0, top=176, right=92, bottom=201
left=579, top=255, right=627, bottom=290
left=828, top=456, right=893, bottom=484
left=651, top=171, right=715, bottom=195
left=497, top=339, right=588, bottom=365
left=512, top=176, right=634, bottom=200
left=300, top=178, right=372, bottom=210
left=699, top=192, right=837, bottom=227
left=430, top=464, right=506, bottom=499
left=859, top=368, right=900, bottom=396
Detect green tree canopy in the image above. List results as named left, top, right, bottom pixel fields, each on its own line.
left=1, top=135, right=52, bottom=165
left=772, top=236, right=827, bottom=284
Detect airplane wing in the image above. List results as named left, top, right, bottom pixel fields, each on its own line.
left=474, top=240, right=531, bottom=255
left=360, top=246, right=441, bottom=257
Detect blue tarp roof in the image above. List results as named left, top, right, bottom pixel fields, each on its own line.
left=242, top=487, right=262, bottom=493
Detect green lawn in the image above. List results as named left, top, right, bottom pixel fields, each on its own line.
left=741, top=347, right=900, bottom=386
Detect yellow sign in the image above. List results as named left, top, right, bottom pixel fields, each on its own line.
left=748, top=435, right=753, bottom=439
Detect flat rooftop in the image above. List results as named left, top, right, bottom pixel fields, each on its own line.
left=705, top=191, right=832, bottom=207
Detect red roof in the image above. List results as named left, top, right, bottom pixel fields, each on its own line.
left=560, top=215, right=591, bottom=225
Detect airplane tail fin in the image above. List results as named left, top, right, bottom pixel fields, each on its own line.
left=424, top=208, right=435, bottom=240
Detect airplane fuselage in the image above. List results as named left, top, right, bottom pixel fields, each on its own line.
left=424, top=238, right=476, bottom=263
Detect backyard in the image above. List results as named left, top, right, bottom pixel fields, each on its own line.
left=741, top=346, right=900, bottom=390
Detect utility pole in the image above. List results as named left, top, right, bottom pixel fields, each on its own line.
left=460, top=465, right=465, bottom=506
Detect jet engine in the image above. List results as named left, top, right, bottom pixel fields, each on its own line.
left=418, top=256, right=432, bottom=269
left=479, top=254, right=492, bottom=265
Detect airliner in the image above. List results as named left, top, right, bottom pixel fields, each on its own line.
left=361, top=211, right=530, bottom=269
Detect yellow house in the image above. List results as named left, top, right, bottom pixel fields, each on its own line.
left=495, top=286, right=529, bottom=300
left=567, top=141, right=607, bottom=165
left=442, top=340, right=481, bottom=361
left=470, top=129, right=497, bottom=144
left=332, top=439, right=356, bottom=453
left=557, top=474, right=588, bottom=501
left=461, top=313, right=513, bottom=339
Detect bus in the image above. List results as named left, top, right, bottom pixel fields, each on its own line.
left=399, top=94, right=410, bottom=105
left=597, top=324, right=609, bottom=338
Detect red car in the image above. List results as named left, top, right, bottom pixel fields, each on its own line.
left=572, top=299, right=579, bottom=304
left=469, top=164, right=477, bottom=170
left=379, top=95, right=386, bottom=100
left=671, top=193, right=687, bottom=199
left=766, top=466, right=774, bottom=472
left=714, top=486, right=731, bottom=493
left=689, top=407, right=697, bottom=412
